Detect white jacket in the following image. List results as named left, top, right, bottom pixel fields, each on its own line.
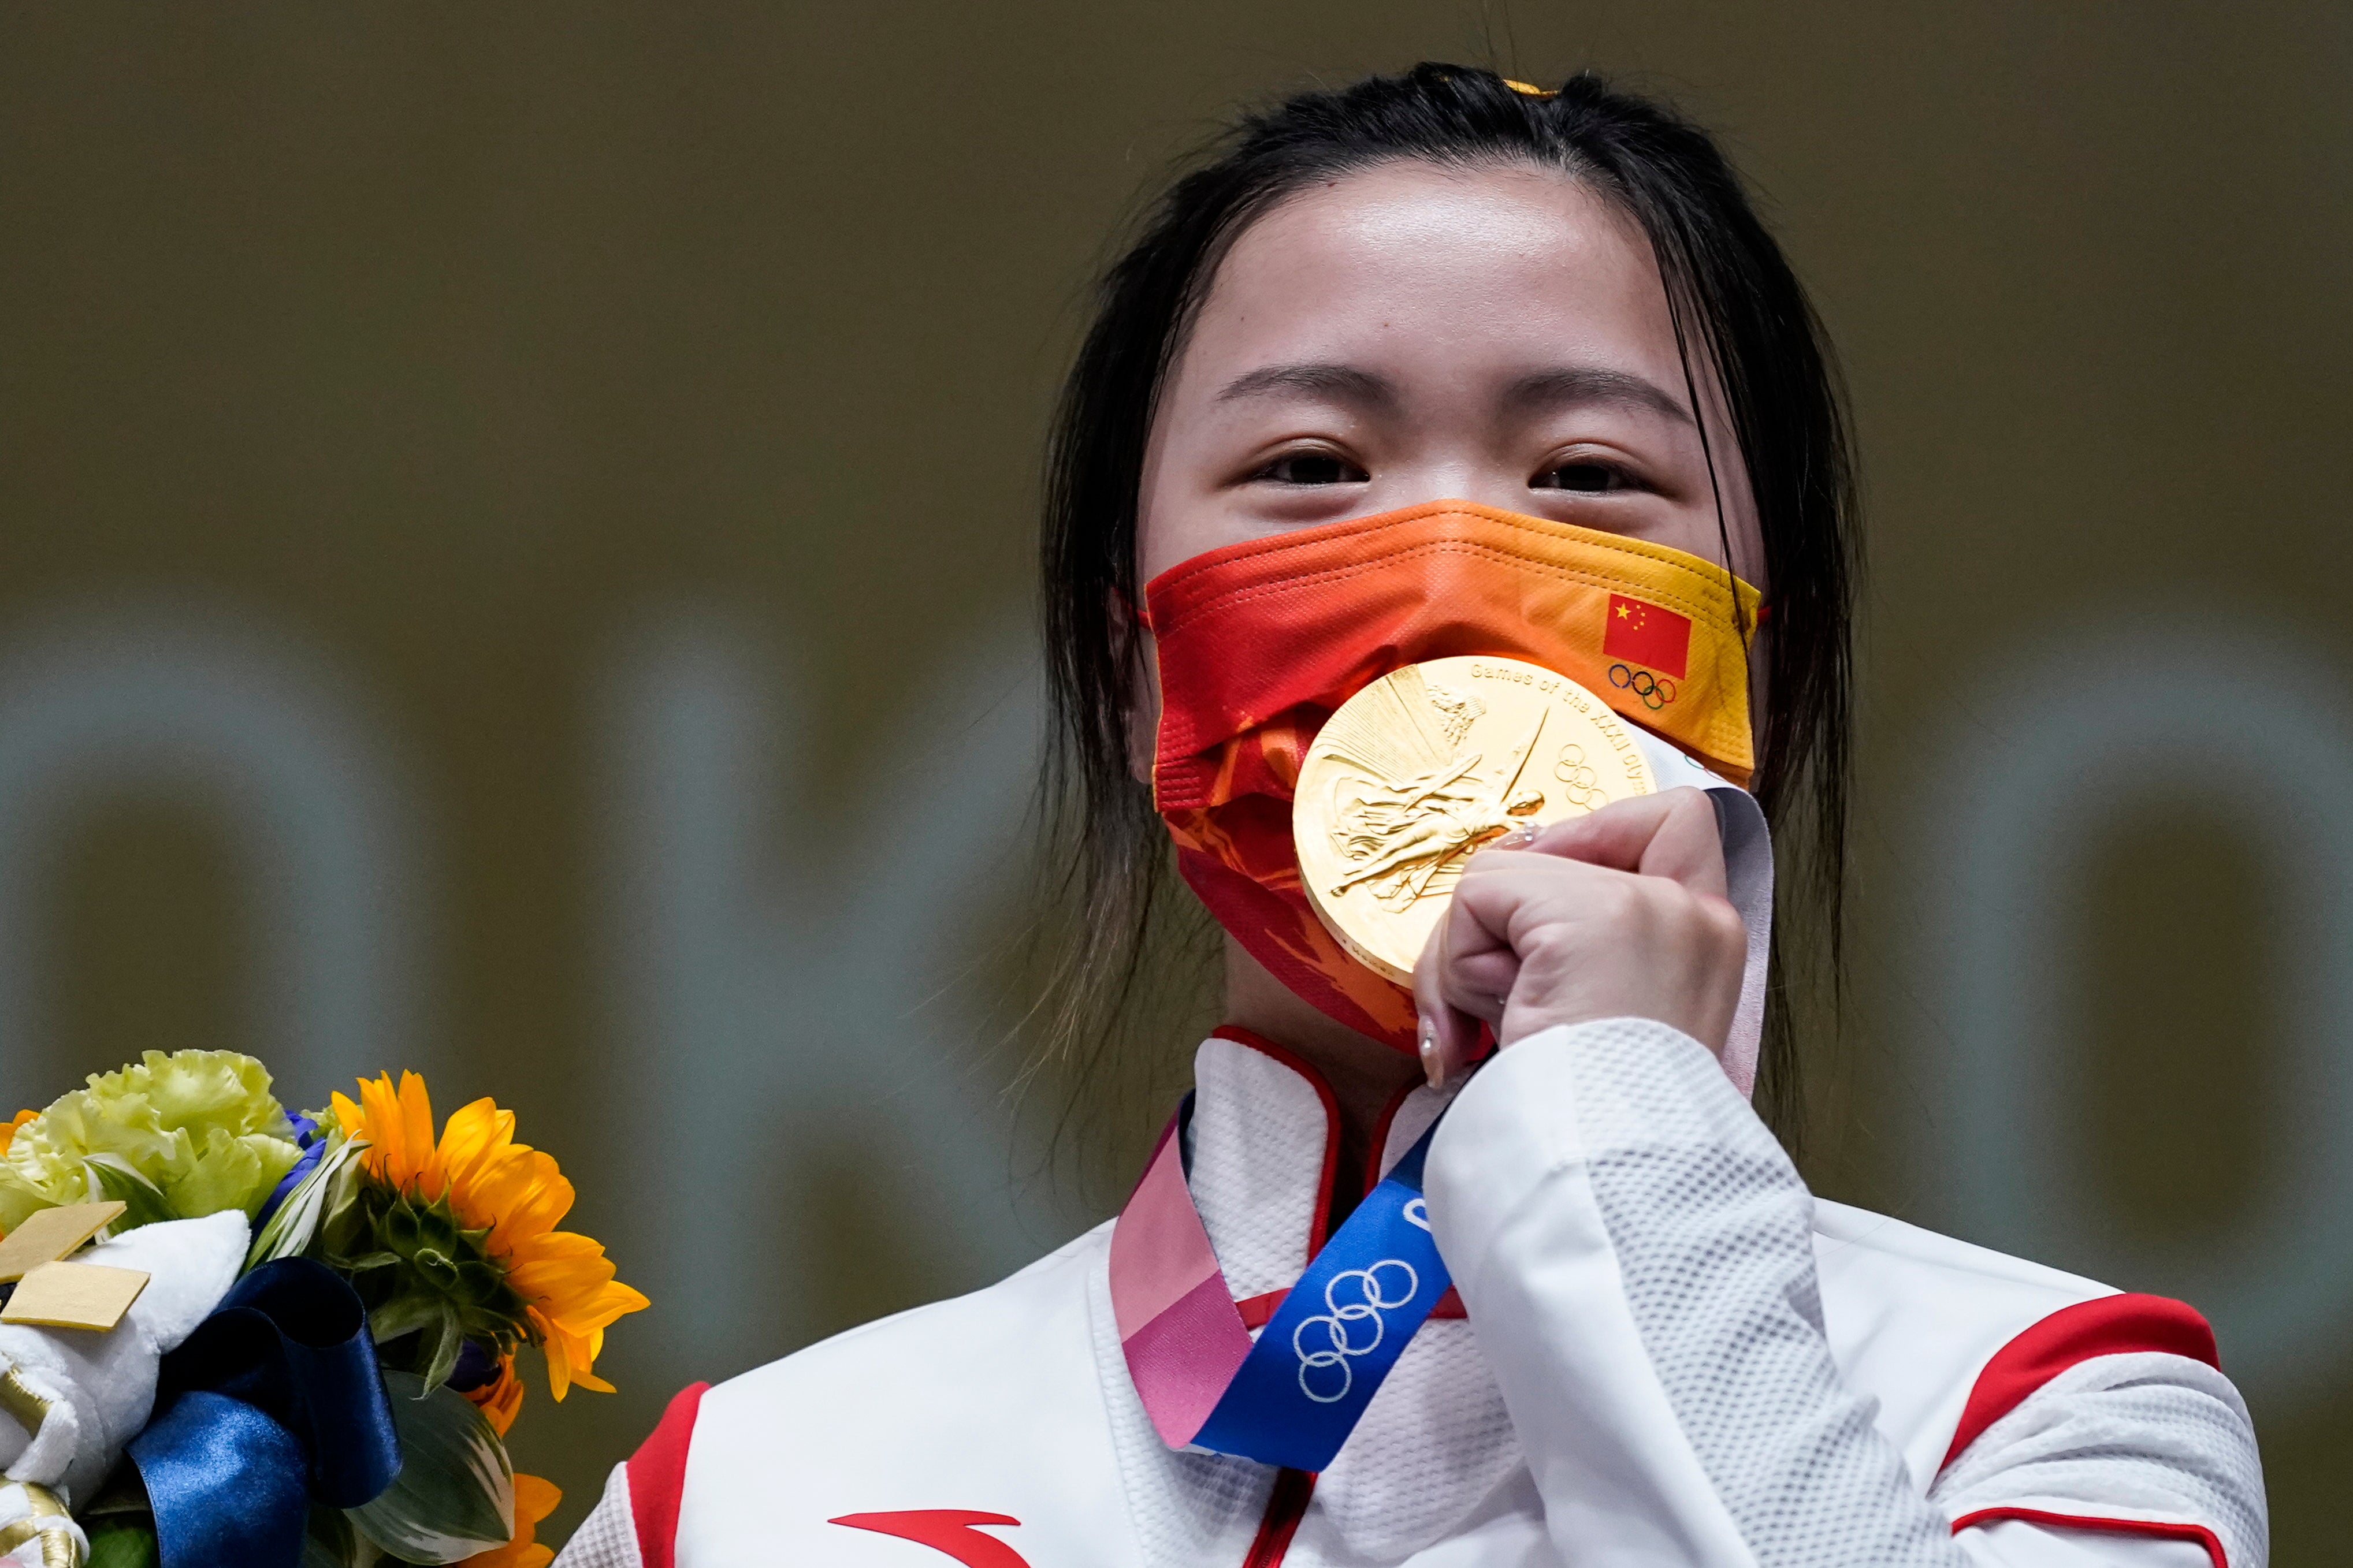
left=555, top=1021, right=2264, bottom=1568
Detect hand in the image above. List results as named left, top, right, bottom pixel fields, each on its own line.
left=1411, top=787, right=1748, bottom=1087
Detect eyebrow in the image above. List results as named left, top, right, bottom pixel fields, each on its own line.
left=1214, top=362, right=1401, bottom=412
left=1212, top=360, right=1693, bottom=429
left=1501, top=366, right=1694, bottom=426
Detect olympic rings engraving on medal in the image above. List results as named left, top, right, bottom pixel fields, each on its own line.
left=1292, top=1259, right=1419, bottom=1404
left=1552, top=742, right=1607, bottom=808
left=1608, top=662, right=1678, bottom=710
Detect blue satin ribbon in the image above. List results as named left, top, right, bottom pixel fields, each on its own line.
left=252, top=1116, right=324, bottom=1234
left=129, top=1257, right=401, bottom=1568
left=1191, top=1122, right=1451, bottom=1472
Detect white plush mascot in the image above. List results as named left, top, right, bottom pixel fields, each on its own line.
left=0, top=1213, right=248, bottom=1567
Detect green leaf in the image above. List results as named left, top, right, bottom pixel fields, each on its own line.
left=413, top=1303, right=468, bottom=1394
left=345, top=1370, right=515, bottom=1565
left=318, top=1153, right=374, bottom=1259
left=85, top=1519, right=160, bottom=1568
left=83, top=1156, right=177, bottom=1231
left=247, top=1134, right=367, bottom=1269
left=303, top=1503, right=381, bottom=1568
left=367, top=1287, right=456, bottom=1350
left=336, top=1251, right=406, bottom=1274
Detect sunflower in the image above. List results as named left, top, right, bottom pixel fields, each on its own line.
left=464, top=1350, right=527, bottom=1437
left=330, top=1072, right=648, bottom=1398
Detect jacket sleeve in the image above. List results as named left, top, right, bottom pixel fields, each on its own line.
left=552, top=1465, right=642, bottom=1568
left=553, top=1382, right=708, bottom=1568
left=1420, top=1018, right=2262, bottom=1568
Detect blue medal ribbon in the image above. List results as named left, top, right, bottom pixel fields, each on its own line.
left=129, top=1257, right=401, bottom=1568
left=1190, top=1123, right=1450, bottom=1472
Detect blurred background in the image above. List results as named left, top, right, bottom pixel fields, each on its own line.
left=3, top=1, right=2347, bottom=1555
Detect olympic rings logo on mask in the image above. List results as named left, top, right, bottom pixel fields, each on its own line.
left=1292, top=1259, right=1419, bottom=1404
left=1608, top=662, right=1679, bottom=710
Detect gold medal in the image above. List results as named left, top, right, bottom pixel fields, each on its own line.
left=1293, top=656, right=1655, bottom=984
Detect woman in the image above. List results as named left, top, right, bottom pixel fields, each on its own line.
left=556, top=65, right=2264, bottom=1568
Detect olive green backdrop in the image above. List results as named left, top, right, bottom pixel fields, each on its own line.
left=4, top=1, right=2347, bottom=1556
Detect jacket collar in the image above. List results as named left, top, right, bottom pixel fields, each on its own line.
left=1183, top=1026, right=1454, bottom=1302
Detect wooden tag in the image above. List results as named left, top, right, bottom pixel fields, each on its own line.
left=0, top=1202, right=127, bottom=1284
left=1, top=1262, right=150, bottom=1331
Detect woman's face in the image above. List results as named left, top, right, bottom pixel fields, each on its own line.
left=1135, top=159, right=1764, bottom=587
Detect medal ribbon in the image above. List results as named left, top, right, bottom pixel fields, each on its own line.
left=1110, top=1100, right=1451, bottom=1473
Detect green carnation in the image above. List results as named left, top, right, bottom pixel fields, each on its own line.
left=0, top=1051, right=303, bottom=1233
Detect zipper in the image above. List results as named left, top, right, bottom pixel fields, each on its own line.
left=1241, top=1468, right=1314, bottom=1568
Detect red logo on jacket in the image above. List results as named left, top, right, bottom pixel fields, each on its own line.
left=829, top=1511, right=1031, bottom=1567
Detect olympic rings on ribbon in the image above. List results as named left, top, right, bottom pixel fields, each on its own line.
left=1293, top=1259, right=1419, bottom=1404
left=1608, top=662, right=1678, bottom=710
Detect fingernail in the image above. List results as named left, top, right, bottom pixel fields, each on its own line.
left=1419, top=1016, right=1443, bottom=1089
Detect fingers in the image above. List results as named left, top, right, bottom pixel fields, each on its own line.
left=1412, top=896, right=1489, bottom=1090
left=1409, top=787, right=1737, bottom=1085
left=1412, top=848, right=1609, bottom=1086
left=1512, top=787, right=1727, bottom=900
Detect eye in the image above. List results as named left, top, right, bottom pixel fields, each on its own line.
left=1530, top=459, right=1635, bottom=494
left=1251, top=449, right=1369, bottom=486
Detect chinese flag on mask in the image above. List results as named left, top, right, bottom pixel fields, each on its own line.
left=1603, top=593, right=1692, bottom=679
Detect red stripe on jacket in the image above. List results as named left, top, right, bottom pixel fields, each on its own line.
left=1939, top=1292, right=2217, bottom=1472
left=1951, top=1508, right=2228, bottom=1568
left=1940, top=1294, right=2226, bottom=1566
left=630, top=1381, right=711, bottom=1568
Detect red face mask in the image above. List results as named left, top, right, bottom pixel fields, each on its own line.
left=1144, top=499, right=1761, bottom=1051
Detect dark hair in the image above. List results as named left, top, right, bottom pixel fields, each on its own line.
left=1037, top=64, right=1856, bottom=1142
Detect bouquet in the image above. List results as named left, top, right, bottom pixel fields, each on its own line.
left=0, top=1051, right=648, bottom=1568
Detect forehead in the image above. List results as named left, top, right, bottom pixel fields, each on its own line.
left=1180, top=159, right=1674, bottom=383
